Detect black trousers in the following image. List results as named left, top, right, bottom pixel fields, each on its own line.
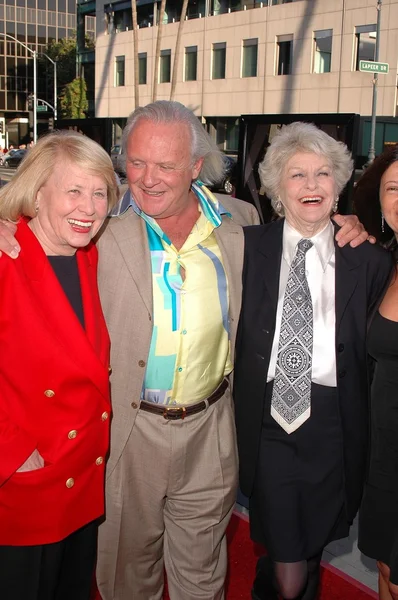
left=0, top=520, right=98, bottom=600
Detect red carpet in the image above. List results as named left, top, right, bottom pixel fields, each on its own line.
left=93, top=512, right=377, bottom=599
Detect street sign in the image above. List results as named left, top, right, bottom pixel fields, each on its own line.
left=36, top=104, right=48, bottom=112
left=359, top=60, right=389, bottom=74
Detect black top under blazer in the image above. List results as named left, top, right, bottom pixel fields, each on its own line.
left=234, top=218, right=393, bottom=524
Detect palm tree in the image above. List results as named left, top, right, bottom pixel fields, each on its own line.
left=132, top=0, right=139, bottom=107
left=152, top=0, right=167, bottom=101
left=170, top=0, right=189, bottom=100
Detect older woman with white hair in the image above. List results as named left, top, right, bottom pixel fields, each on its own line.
left=234, top=122, right=393, bottom=600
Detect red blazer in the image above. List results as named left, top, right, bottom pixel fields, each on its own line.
left=0, top=219, right=111, bottom=545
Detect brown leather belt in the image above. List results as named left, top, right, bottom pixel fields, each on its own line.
left=139, top=378, right=229, bottom=420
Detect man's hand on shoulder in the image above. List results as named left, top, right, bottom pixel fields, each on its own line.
left=332, top=213, right=376, bottom=248
left=0, top=220, right=20, bottom=258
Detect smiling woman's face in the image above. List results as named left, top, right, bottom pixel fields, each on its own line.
left=279, top=152, right=337, bottom=236
left=29, top=159, right=109, bottom=256
left=380, top=161, right=398, bottom=240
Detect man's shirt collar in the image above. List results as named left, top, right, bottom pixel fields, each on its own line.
left=283, top=219, right=334, bottom=272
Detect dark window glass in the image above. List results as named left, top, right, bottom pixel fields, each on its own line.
left=242, top=39, right=258, bottom=78
left=159, top=50, right=171, bottom=83
left=138, top=53, right=147, bottom=84
left=68, top=0, right=74, bottom=11
left=212, top=43, right=226, bottom=79
left=114, top=9, right=132, bottom=32
left=58, top=27, right=66, bottom=39
left=277, top=40, right=292, bottom=75
left=16, top=0, right=26, bottom=6
left=115, top=56, right=125, bottom=87
left=355, top=31, right=376, bottom=70
left=38, top=25, right=46, bottom=44
left=7, top=57, right=15, bottom=75
left=7, top=92, right=16, bottom=110
left=17, top=23, right=26, bottom=39
left=48, top=26, right=56, bottom=42
left=137, top=3, right=153, bottom=28
left=27, top=24, right=35, bottom=44
left=26, top=0, right=36, bottom=7
left=184, top=46, right=197, bottom=81
left=6, top=22, right=16, bottom=35
left=37, top=0, right=46, bottom=8
left=48, top=0, right=55, bottom=8
left=58, top=0, right=66, bottom=12
left=0, top=91, right=5, bottom=109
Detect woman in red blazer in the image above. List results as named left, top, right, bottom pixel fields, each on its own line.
left=0, top=131, right=118, bottom=600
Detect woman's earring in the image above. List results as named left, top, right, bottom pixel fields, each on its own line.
left=34, top=201, right=39, bottom=213
left=274, top=196, right=282, bottom=214
left=381, top=213, right=385, bottom=233
left=333, top=196, right=339, bottom=213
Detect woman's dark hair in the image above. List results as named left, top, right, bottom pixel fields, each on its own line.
left=353, top=144, right=398, bottom=247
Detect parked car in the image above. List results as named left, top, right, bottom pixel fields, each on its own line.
left=3, top=149, right=27, bottom=168
left=207, top=155, right=238, bottom=195
left=110, top=144, right=125, bottom=175
left=0, top=149, right=18, bottom=167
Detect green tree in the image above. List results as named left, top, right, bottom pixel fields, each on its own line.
left=38, top=34, right=94, bottom=115
left=59, top=76, right=88, bottom=119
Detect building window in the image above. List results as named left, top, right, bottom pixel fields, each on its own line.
left=242, top=38, right=258, bottom=78
left=184, top=46, right=197, bottom=81
left=354, top=24, right=376, bottom=70
left=115, top=55, right=125, bottom=87
left=276, top=34, right=292, bottom=75
left=139, top=52, right=147, bottom=85
left=159, top=49, right=171, bottom=83
left=313, top=29, right=332, bottom=73
left=114, top=8, right=133, bottom=32
left=212, top=42, right=226, bottom=80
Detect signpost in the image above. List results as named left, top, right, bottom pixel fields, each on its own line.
left=36, top=104, right=48, bottom=112
left=359, top=60, right=389, bottom=74
left=367, top=0, right=383, bottom=164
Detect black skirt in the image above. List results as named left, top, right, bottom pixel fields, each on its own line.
left=249, top=381, right=349, bottom=562
left=358, top=312, right=398, bottom=584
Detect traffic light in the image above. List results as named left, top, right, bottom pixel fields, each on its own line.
left=27, top=94, right=33, bottom=111
left=0, top=121, right=3, bottom=134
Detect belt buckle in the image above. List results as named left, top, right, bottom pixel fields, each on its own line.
left=163, top=406, right=187, bottom=420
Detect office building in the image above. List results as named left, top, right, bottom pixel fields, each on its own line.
left=94, top=0, right=398, bottom=153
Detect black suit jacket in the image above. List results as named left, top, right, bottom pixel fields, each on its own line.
left=234, top=218, right=393, bottom=522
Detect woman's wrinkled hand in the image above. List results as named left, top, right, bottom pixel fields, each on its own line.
left=333, top=213, right=376, bottom=247
left=0, top=220, right=20, bottom=258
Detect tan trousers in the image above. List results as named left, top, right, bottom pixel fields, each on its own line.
left=96, top=391, right=238, bottom=600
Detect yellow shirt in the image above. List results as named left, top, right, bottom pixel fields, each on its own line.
left=143, top=184, right=233, bottom=405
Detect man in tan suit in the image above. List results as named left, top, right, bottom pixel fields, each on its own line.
left=95, top=101, right=259, bottom=600
left=0, top=102, right=369, bottom=600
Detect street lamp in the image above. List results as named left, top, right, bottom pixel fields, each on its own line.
left=0, top=33, right=37, bottom=142
left=41, top=53, right=57, bottom=121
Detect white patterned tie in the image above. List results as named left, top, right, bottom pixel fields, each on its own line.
left=271, top=239, right=313, bottom=434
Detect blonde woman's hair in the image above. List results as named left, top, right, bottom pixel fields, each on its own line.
left=0, top=130, right=119, bottom=221
left=258, top=121, right=354, bottom=216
